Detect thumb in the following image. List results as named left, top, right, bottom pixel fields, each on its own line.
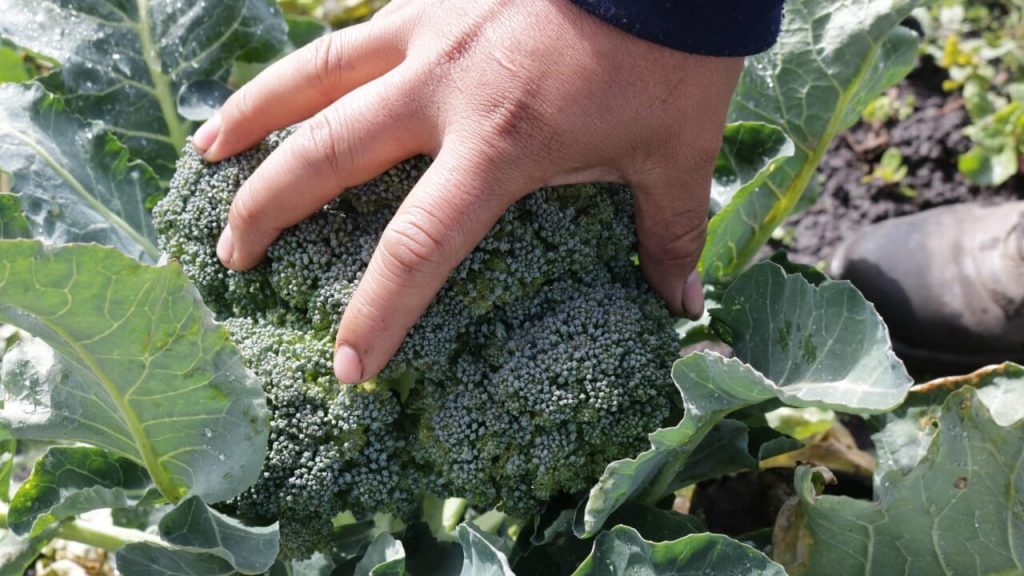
left=631, top=165, right=711, bottom=320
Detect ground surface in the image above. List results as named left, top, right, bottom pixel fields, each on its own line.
left=774, top=59, right=1024, bottom=266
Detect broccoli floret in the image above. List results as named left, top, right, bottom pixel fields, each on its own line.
left=155, top=132, right=289, bottom=318
left=220, top=317, right=417, bottom=558
left=416, top=281, right=676, bottom=518
left=153, top=132, right=680, bottom=559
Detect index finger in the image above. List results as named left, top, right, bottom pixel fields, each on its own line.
left=333, top=147, right=526, bottom=384
left=198, top=16, right=410, bottom=162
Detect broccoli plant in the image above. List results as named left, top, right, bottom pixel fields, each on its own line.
left=152, top=131, right=680, bottom=558
left=0, top=1, right=1022, bottom=575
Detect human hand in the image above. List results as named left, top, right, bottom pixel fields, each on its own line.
left=192, top=0, right=743, bottom=384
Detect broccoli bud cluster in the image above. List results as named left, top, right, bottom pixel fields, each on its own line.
left=153, top=131, right=680, bottom=558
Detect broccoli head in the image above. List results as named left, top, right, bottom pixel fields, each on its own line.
left=152, top=131, right=680, bottom=559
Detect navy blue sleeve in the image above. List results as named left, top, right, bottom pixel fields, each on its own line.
left=568, top=0, right=785, bottom=57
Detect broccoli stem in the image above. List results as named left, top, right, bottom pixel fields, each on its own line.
left=0, top=503, right=161, bottom=552
left=442, top=497, right=469, bottom=532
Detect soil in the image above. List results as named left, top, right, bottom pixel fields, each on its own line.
left=773, top=57, right=1024, bottom=266
left=690, top=467, right=873, bottom=538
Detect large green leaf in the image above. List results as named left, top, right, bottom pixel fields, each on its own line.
left=714, top=260, right=912, bottom=413
left=578, top=262, right=911, bottom=537
left=1, top=502, right=57, bottom=576
left=570, top=526, right=786, bottom=576
left=269, top=555, right=336, bottom=576
left=872, top=362, right=1024, bottom=496
left=457, top=523, right=515, bottom=576
left=710, top=122, right=794, bottom=213
left=356, top=533, right=406, bottom=576
left=116, top=496, right=278, bottom=575
left=0, top=0, right=287, bottom=178
left=157, top=496, right=279, bottom=574
left=533, top=504, right=704, bottom=575
left=0, top=240, right=268, bottom=504
left=0, top=83, right=162, bottom=260
left=701, top=0, right=923, bottom=282
left=664, top=419, right=757, bottom=492
left=0, top=524, right=54, bottom=576
left=177, top=79, right=236, bottom=122
left=117, top=543, right=239, bottom=576
left=286, top=554, right=337, bottom=576
left=602, top=503, right=704, bottom=543
left=332, top=519, right=382, bottom=562
left=7, top=446, right=150, bottom=537
left=777, top=388, right=1024, bottom=576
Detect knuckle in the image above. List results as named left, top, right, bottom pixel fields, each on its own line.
left=425, top=25, right=481, bottom=75
left=224, top=85, right=256, bottom=127
left=664, top=206, right=709, bottom=236
left=482, top=92, right=542, bottom=151
left=346, top=280, right=391, bottom=332
left=228, top=187, right=262, bottom=231
left=464, top=86, right=549, bottom=167
left=307, top=33, right=345, bottom=95
left=379, top=210, right=450, bottom=280
left=649, top=216, right=707, bottom=264
left=440, top=30, right=478, bottom=69
left=295, top=111, right=352, bottom=178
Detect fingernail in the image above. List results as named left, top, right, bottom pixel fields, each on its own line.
left=334, top=344, right=363, bottom=384
left=192, top=113, right=221, bottom=157
left=682, top=270, right=704, bottom=320
left=216, top=225, right=234, bottom=267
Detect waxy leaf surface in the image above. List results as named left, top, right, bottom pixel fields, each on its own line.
left=0, top=240, right=268, bottom=504
left=778, top=388, right=1024, bottom=576
left=579, top=261, right=912, bottom=536
left=702, top=0, right=922, bottom=281
left=0, top=0, right=286, bottom=177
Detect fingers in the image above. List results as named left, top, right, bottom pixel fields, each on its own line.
left=333, top=147, right=522, bottom=384
left=630, top=160, right=714, bottom=320
left=218, top=70, right=427, bottom=270
left=194, top=17, right=410, bottom=162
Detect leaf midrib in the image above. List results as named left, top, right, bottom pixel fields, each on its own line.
left=724, top=34, right=887, bottom=280
left=0, top=126, right=160, bottom=259
left=0, top=255, right=182, bottom=502
left=135, top=0, right=187, bottom=152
